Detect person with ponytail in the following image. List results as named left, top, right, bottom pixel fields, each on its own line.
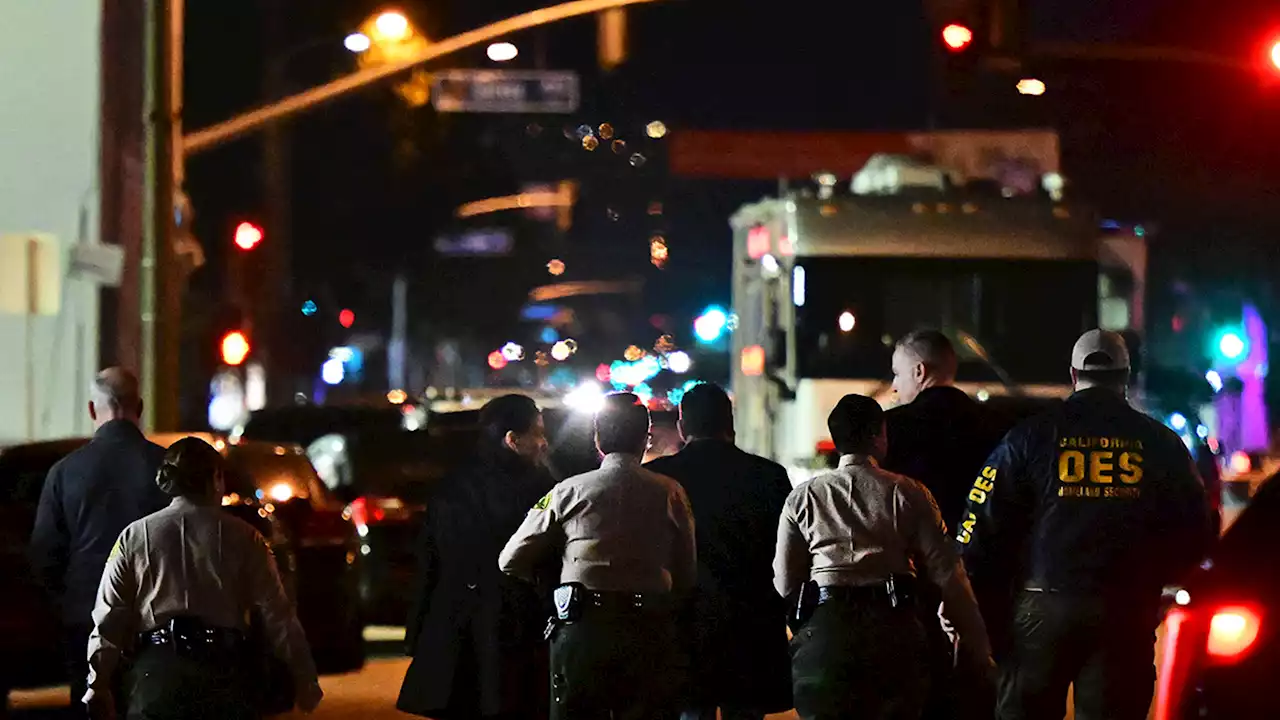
left=83, top=436, right=323, bottom=719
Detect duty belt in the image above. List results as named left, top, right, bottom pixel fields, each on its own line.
left=818, top=574, right=917, bottom=609
left=583, top=590, right=672, bottom=613
left=137, top=617, right=244, bottom=657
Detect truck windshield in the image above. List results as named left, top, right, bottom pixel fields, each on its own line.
left=794, top=256, right=1097, bottom=384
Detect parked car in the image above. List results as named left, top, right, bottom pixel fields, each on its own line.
left=1155, top=469, right=1280, bottom=719
left=0, top=438, right=297, bottom=700
left=150, top=433, right=365, bottom=672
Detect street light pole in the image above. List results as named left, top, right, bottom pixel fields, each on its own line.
left=141, top=0, right=183, bottom=431
left=183, top=0, right=667, bottom=155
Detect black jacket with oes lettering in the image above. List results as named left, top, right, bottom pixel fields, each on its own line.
left=956, top=388, right=1211, bottom=603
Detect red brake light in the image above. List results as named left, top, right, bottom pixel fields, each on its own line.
left=1207, top=606, right=1261, bottom=660
left=345, top=497, right=369, bottom=529
left=1154, top=608, right=1194, bottom=720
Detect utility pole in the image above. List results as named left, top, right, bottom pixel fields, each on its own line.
left=262, top=0, right=293, bottom=405
left=141, top=0, right=183, bottom=431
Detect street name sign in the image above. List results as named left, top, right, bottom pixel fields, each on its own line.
left=431, top=70, right=579, bottom=113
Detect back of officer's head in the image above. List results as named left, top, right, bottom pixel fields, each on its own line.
left=1070, top=329, right=1131, bottom=394
left=156, top=437, right=225, bottom=502
left=827, top=394, right=887, bottom=459
left=595, top=392, right=650, bottom=456
left=678, top=382, right=734, bottom=442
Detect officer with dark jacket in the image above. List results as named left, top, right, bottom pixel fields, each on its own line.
left=883, top=330, right=1004, bottom=719
left=28, top=368, right=169, bottom=713
left=776, top=394, right=993, bottom=720
left=500, top=393, right=697, bottom=720
left=957, top=330, right=1212, bottom=720
left=645, top=383, right=793, bottom=720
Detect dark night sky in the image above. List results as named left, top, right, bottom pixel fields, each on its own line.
left=181, top=0, right=1280, bottom=387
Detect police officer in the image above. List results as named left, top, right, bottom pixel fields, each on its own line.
left=500, top=392, right=697, bottom=720
left=956, top=329, right=1212, bottom=720
left=775, top=394, right=993, bottom=720
left=83, top=437, right=322, bottom=720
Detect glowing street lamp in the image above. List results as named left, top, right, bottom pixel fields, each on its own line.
left=373, top=11, right=411, bottom=42
left=487, top=42, right=519, bottom=62
left=344, top=33, right=372, bottom=53
left=1017, top=78, right=1046, bottom=96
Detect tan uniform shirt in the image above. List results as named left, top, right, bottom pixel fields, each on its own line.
left=83, top=497, right=320, bottom=704
left=774, top=454, right=992, bottom=660
left=499, top=453, right=697, bottom=593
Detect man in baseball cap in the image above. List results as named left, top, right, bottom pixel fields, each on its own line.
left=955, top=328, right=1212, bottom=720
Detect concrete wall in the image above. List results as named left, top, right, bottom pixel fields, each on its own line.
left=0, top=1, right=102, bottom=443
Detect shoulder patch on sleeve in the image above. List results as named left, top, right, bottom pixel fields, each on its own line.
left=532, top=491, right=553, bottom=511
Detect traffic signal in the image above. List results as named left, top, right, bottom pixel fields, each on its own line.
left=338, top=309, right=355, bottom=328
left=221, top=331, right=250, bottom=366
left=1270, top=38, right=1280, bottom=72
left=941, top=23, right=974, bottom=52
left=1210, top=325, right=1248, bottom=366
left=234, top=221, right=263, bottom=251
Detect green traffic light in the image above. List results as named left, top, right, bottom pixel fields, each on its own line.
left=1211, top=327, right=1248, bottom=363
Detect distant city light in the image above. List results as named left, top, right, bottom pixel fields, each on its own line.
left=792, top=266, right=806, bottom=307
left=941, top=23, right=974, bottom=52
left=694, top=307, right=729, bottom=343
left=1016, top=78, right=1046, bottom=96
left=838, top=311, right=856, bottom=333
left=387, top=389, right=408, bottom=404
left=667, top=350, right=692, bottom=374
left=321, top=358, right=345, bottom=385
left=645, top=121, right=667, bottom=139
left=551, top=341, right=572, bottom=362
left=502, top=342, right=525, bottom=362
left=301, top=300, right=317, bottom=316
left=760, top=254, right=779, bottom=276
left=344, top=32, right=371, bottom=53
left=565, top=383, right=606, bottom=414
left=487, top=42, right=518, bottom=62
left=1206, top=369, right=1224, bottom=393
left=1169, top=412, right=1188, bottom=432
left=548, top=259, right=565, bottom=276
left=624, top=345, right=646, bottom=361
left=338, top=309, right=355, bottom=328
left=540, top=327, right=559, bottom=344
left=488, top=351, right=508, bottom=370
left=234, top=222, right=263, bottom=251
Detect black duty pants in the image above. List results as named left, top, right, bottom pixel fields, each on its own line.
left=123, top=645, right=259, bottom=720
left=790, top=597, right=930, bottom=720
left=996, top=591, right=1157, bottom=720
left=549, top=608, right=685, bottom=720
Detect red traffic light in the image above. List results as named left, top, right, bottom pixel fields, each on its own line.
left=487, top=350, right=508, bottom=370
left=1270, top=39, right=1280, bottom=71
left=221, top=331, right=250, bottom=366
left=234, top=222, right=263, bottom=251
left=942, top=23, right=974, bottom=52
left=338, top=309, right=355, bottom=328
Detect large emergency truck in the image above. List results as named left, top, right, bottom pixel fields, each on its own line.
left=728, top=132, right=1147, bottom=482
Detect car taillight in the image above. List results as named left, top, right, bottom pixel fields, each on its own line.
left=1154, top=607, right=1195, bottom=720
left=1207, top=606, right=1261, bottom=661
left=342, top=496, right=412, bottom=533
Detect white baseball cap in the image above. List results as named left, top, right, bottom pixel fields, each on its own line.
left=1071, top=329, right=1130, bottom=372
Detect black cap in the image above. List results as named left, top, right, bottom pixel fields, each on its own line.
left=827, top=394, right=885, bottom=455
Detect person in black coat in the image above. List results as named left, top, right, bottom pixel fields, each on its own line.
left=644, top=383, right=793, bottom=720
left=28, top=367, right=169, bottom=714
left=398, top=395, right=556, bottom=720
left=883, top=331, right=1004, bottom=720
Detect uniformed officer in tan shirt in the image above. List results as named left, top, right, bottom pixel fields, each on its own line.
left=83, top=437, right=322, bottom=720
left=774, top=394, right=992, bottom=720
left=500, top=392, right=697, bottom=720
